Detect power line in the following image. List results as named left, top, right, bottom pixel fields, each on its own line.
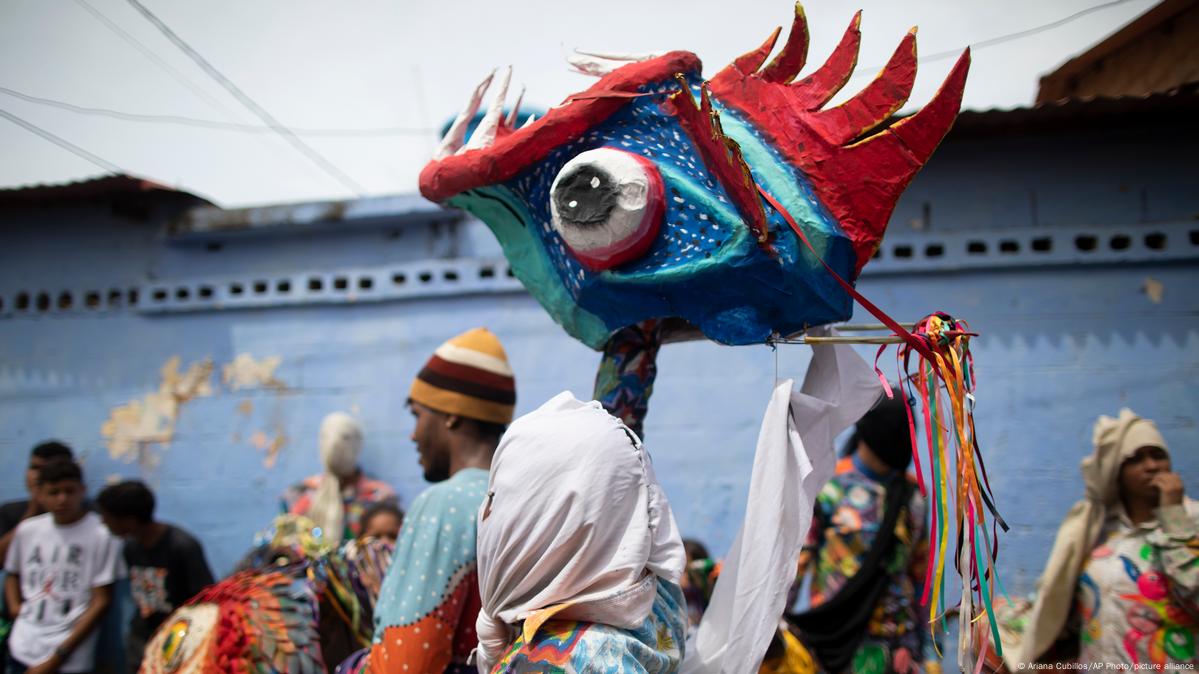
left=123, top=0, right=366, bottom=196
left=0, top=107, right=124, bottom=174
left=850, top=0, right=1145, bottom=77
left=72, top=0, right=241, bottom=120
left=0, top=85, right=436, bottom=137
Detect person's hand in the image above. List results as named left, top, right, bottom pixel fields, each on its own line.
left=1152, top=472, right=1185, bottom=507
left=27, top=654, right=63, bottom=674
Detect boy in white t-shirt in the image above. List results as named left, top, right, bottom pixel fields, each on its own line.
left=4, top=459, right=122, bottom=674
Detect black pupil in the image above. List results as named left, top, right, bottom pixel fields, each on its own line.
left=553, top=166, right=617, bottom=225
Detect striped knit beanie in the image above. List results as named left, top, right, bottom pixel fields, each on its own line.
left=409, top=328, right=516, bottom=425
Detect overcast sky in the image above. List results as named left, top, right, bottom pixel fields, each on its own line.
left=0, top=0, right=1157, bottom=207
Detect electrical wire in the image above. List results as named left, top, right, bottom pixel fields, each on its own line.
left=6, top=0, right=1149, bottom=149
left=850, top=0, right=1147, bottom=77
left=123, top=0, right=366, bottom=196
left=0, top=86, right=435, bottom=137
left=0, top=107, right=124, bottom=174
left=72, top=0, right=242, bottom=120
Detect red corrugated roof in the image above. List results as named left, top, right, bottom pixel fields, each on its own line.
left=0, top=174, right=212, bottom=206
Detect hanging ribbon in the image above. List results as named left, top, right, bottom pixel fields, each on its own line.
left=757, top=184, right=1009, bottom=667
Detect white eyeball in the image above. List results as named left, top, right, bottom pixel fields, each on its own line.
left=549, top=148, right=664, bottom=271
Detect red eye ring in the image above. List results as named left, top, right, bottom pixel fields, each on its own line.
left=549, top=149, right=664, bottom=272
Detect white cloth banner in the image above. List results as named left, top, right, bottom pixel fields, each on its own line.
left=682, top=338, right=883, bottom=674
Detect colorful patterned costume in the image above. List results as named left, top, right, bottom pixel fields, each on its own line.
left=490, top=579, right=686, bottom=673
left=367, top=468, right=488, bottom=674
left=282, top=473, right=397, bottom=541
left=140, top=569, right=324, bottom=674
left=798, top=456, right=935, bottom=674
left=138, top=520, right=394, bottom=674
left=1077, top=499, right=1199, bottom=667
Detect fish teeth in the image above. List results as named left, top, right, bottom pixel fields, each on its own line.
left=574, top=49, right=662, bottom=61
left=505, top=85, right=526, bottom=129
left=520, top=113, right=537, bottom=129
left=433, top=69, right=495, bottom=160
left=462, top=65, right=512, bottom=152
left=568, top=49, right=662, bottom=77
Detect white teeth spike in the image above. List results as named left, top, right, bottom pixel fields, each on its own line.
left=573, top=49, right=662, bottom=62
left=505, top=85, right=526, bottom=129
left=520, top=113, right=536, bottom=129
left=463, top=65, right=511, bottom=152
left=433, top=69, right=495, bottom=160
left=567, top=53, right=623, bottom=77
left=568, top=49, right=662, bottom=77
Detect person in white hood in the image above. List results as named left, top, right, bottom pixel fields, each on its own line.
left=281, top=411, right=397, bottom=545
left=474, top=341, right=881, bottom=674
left=474, top=392, right=689, bottom=673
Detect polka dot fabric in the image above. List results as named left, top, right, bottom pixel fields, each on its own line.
left=368, top=468, right=488, bottom=673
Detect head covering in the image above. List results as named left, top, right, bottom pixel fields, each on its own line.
left=999, top=408, right=1168, bottom=668
left=309, top=412, right=364, bottom=545
left=473, top=392, right=686, bottom=672
left=409, top=327, right=516, bottom=426
left=854, top=395, right=915, bottom=471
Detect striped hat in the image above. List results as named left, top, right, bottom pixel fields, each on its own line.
left=409, top=328, right=516, bottom=425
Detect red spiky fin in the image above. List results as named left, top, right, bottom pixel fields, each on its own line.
left=837, top=49, right=969, bottom=266
left=760, top=2, right=810, bottom=83
left=790, top=11, right=861, bottom=108
left=707, top=3, right=969, bottom=276
left=664, top=75, right=770, bottom=246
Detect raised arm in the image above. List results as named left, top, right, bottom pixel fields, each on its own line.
left=593, top=319, right=664, bottom=439
left=1147, top=475, right=1199, bottom=609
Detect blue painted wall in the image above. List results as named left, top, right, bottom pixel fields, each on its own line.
left=1, top=110, right=1198, bottom=663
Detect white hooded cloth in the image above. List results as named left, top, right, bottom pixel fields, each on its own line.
left=474, top=392, right=686, bottom=671
left=474, top=338, right=882, bottom=674
left=682, top=340, right=883, bottom=674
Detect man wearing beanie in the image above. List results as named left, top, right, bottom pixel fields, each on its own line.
left=360, top=327, right=515, bottom=674
left=792, top=394, right=940, bottom=674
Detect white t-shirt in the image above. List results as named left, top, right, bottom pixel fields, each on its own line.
left=3, top=511, right=123, bottom=672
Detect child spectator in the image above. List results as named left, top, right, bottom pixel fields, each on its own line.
left=95, top=480, right=214, bottom=673
left=0, top=442, right=75, bottom=564
left=358, top=502, right=403, bottom=544
left=4, top=459, right=121, bottom=674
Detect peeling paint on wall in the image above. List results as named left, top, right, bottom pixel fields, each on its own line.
left=249, top=429, right=287, bottom=468
left=223, top=354, right=285, bottom=391
left=101, top=357, right=214, bottom=466
left=1144, top=276, right=1164, bottom=304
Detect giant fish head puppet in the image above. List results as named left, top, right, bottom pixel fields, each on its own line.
left=419, top=4, right=969, bottom=349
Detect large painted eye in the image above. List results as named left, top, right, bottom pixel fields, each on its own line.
left=144, top=604, right=218, bottom=674
left=161, top=619, right=190, bottom=669
left=549, top=148, right=664, bottom=271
